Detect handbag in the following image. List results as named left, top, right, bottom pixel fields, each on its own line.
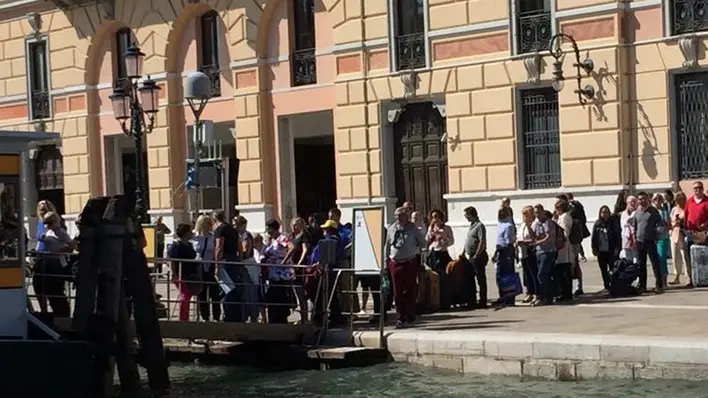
left=497, top=272, right=522, bottom=299
left=185, top=241, right=206, bottom=296
left=692, top=231, right=708, bottom=245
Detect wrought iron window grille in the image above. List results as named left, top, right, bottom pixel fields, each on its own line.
left=520, top=87, right=562, bottom=189
left=396, top=32, right=426, bottom=70
left=30, top=89, right=50, bottom=120
left=672, top=0, right=708, bottom=35
left=518, top=10, right=552, bottom=54
left=676, top=73, right=708, bottom=179
left=291, top=48, right=317, bottom=86
left=199, top=64, right=221, bottom=97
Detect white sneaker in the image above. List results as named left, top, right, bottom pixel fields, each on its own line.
left=357, top=310, right=368, bottom=316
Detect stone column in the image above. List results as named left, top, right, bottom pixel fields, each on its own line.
left=234, top=68, right=273, bottom=231
left=146, top=77, right=188, bottom=231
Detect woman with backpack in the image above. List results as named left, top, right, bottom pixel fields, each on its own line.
left=591, top=205, right=622, bottom=291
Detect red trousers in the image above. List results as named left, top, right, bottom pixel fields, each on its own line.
left=387, top=257, right=418, bottom=322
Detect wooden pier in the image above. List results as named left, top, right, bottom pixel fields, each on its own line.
left=54, top=318, right=319, bottom=345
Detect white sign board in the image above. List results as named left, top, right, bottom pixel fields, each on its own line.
left=351, top=206, right=386, bottom=275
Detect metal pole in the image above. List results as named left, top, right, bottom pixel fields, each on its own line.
left=131, top=81, right=149, bottom=224
left=378, top=269, right=385, bottom=349
left=193, top=122, right=202, bottom=214
left=322, top=265, right=329, bottom=343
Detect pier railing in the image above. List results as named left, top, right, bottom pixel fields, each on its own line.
left=23, top=251, right=387, bottom=347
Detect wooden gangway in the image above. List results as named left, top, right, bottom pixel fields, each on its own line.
left=53, top=318, right=319, bottom=344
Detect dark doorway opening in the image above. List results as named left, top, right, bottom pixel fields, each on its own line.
left=294, top=136, right=336, bottom=219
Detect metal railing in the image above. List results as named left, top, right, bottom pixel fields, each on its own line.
left=23, top=251, right=387, bottom=348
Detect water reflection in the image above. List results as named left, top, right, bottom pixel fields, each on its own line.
left=132, top=363, right=708, bottom=398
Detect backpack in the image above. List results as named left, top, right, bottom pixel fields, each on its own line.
left=552, top=221, right=566, bottom=251
left=569, top=219, right=584, bottom=245
left=569, top=201, right=591, bottom=242
left=609, top=259, right=640, bottom=297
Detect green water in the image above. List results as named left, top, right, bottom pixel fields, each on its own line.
left=156, top=363, right=708, bottom=398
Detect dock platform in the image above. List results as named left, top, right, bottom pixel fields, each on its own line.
left=307, top=346, right=390, bottom=370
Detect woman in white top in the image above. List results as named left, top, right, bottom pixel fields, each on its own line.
left=425, top=209, right=455, bottom=309
left=620, top=195, right=638, bottom=262
left=33, top=211, right=73, bottom=317
left=517, top=205, right=540, bottom=305
left=554, top=200, right=574, bottom=301
left=191, top=215, right=220, bottom=322
left=669, top=191, right=692, bottom=286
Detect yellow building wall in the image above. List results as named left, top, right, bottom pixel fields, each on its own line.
left=0, top=0, right=696, bottom=221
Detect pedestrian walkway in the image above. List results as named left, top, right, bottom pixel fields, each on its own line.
left=350, top=261, right=708, bottom=380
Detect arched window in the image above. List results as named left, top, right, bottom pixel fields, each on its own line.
left=114, top=28, right=132, bottom=92
left=199, top=11, right=221, bottom=97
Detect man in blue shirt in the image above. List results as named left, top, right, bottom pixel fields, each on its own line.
left=328, top=208, right=352, bottom=244
left=309, top=220, right=345, bottom=327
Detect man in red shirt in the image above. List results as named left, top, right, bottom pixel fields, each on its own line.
left=684, top=181, right=708, bottom=288
left=685, top=181, right=708, bottom=233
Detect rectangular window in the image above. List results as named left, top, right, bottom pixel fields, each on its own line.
left=395, top=0, right=426, bottom=70
left=28, top=40, right=50, bottom=120
left=671, top=0, right=708, bottom=35
left=114, top=28, right=131, bottom=92
left=291, top=0, right=317, bottom=86
left=520, top=87, right=561, bottom=189
left=516, top=0, right=552, bottom=55
left=199, top=11, right=221, bottom=97
left=675, top=72, right=708, bottom=179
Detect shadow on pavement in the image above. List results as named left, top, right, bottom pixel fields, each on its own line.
left=414, top=320, right=522, bottom=331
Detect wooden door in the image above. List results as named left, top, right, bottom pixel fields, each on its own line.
left=393, top=102, right=448, bottom=215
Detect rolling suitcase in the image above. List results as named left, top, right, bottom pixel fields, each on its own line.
left=416, top=269, right=428, bottom=313
left=446, top=258, right=468, bottom=307
left=426, top=269, right=441, bottom=311
left=691, top=244, right=708, bottom=287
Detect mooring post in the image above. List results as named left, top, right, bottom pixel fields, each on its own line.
left=125, top=224, right=170, bottom=394
left=72, top=197, right=110, bottom=333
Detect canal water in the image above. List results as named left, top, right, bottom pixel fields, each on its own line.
left=136, top=363, right=708, bottom=397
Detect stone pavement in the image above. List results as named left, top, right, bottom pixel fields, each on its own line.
left=30, top=259, right=708, bottom=380
left=349, top=261, right=708, bottom=381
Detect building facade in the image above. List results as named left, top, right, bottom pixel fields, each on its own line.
left=0, top=0, right=704, bottom=254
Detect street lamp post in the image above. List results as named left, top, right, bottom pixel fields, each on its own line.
left=183, top=71, right=212, bottom=219
left=109, top=42, right=161, bottom=224
left=548, top=33, right=595, bottom=105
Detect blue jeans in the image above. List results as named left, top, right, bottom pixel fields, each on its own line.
left=536, top=251, right=556, bottom=304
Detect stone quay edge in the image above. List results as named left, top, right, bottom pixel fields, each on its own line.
left=352, top=330, right=708, bottom=381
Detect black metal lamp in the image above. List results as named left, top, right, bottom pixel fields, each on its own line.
left=124, top=42, right=145, bottom=80
left=548, top=33, right=595, bottom=105
left=109, top=42, right=161, bottom=224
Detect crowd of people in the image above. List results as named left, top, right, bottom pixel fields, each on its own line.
left=24, top=181, right=708, bottom=330
left=382, top=183, right=708, bottom=328
left=162, top=208, right=353, bottom=327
